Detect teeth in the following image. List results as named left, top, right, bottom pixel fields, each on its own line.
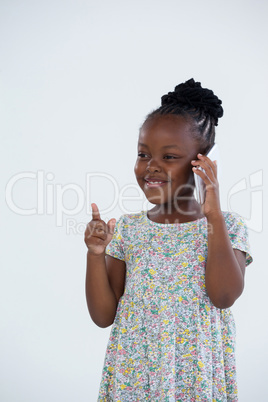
left=148, top=181, right=163, bottom=184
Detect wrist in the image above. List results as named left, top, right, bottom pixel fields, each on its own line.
left=87, top=250, right=106, bottom=260
left=205, top=209, right=224, bottom=223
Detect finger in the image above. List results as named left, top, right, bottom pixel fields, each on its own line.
left=87, top=221, right=106, bottom=236
left=192, top=157, right=216, bottom=181
left=192, top=166, right=213, bottom=186
left=192, top=160, right=214, bottom=175
left=107, top=218, right=116, bottom=235
left=91, top=231, right=107, bottom=241
left=85, top=235, right=105, bottom=249
left=91, top=203, right=101, bottom=221
left=86, top=226, right=107, bottom=241
left=197, top=153, right=217, bottom=172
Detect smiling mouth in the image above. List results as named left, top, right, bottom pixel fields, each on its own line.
left=145, top=179, right=168, bottom=188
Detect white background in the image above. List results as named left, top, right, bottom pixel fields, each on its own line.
left=1, top=0, right=267, bottom=401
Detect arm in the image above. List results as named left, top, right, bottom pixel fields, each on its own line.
left=85, top=204, right=126, bottom=327
left=205, top=211, right=246, bottom=308
left=192, top=154, right=246, bottom=309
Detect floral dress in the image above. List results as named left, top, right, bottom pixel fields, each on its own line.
left=98, top=211, right=253, bottom=402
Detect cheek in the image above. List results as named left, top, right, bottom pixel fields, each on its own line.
left=186, top=166, right=195, bottom=185
left=170, top=164, right=193, bottom=184
left=134, top=160, right=142, bottom=178
left=134, top=162, right=138, bottom=177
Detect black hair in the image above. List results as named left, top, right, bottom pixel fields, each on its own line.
left=143, top=78, right=224, bottom=152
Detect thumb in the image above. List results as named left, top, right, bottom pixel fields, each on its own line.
left=91, top=203, right=101, bottom=220
left=107, top=218, right=116, bottom=235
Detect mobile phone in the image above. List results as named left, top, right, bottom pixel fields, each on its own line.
left=194, top=143, right=220, bottom=204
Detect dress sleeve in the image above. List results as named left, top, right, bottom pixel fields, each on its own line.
left=105, top=215, right=125, bottom=261
left=225, top=212, right=253, bottom=267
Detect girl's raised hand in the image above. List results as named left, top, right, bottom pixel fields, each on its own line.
left=191, top=153, right=221, bottom=218
left=84, top=203, right=116, bottom=255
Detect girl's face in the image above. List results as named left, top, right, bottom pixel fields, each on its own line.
left=134, top=114, right=201, bottom=207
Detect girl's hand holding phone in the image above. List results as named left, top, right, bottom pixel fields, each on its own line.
left=191, top=153, right=221, bottom=218
left=84, top=203, right=116, bottom=256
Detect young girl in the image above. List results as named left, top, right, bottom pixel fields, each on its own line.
left=84, top=78, right=253, bottom=401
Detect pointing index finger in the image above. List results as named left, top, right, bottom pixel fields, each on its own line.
left=91, top=203, right=101, bottom=221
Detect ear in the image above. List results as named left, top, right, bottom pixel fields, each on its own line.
left=202, top=143, right=213, bottom=156
left=196, top=140, right=209, bottom=156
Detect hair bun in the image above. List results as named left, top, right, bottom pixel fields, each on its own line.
left=161, top=78, right=223, bottom=125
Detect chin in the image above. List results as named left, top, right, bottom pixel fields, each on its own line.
left=147, top=199, right=162, bottom=205
left=144, top=193, right=167, bottom=205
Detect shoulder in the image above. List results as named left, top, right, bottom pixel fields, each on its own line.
left=116, top=211, right=146, bottom=225
left=221, top=210, right=247, bottom=228
left=114, top=211, right=146, bottom=232
left=111, top=211, right=146, bottom=244
left=221, top=211, right=253, bottom=266
left=221, top=210, right=250, bottom=243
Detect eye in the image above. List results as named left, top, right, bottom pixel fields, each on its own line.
left=163, top=155, right=179, bottom=160
left=138, top=152, right=149, bottom=158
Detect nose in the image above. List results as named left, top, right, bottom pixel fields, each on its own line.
left=146, top=158, right=161, bottom=173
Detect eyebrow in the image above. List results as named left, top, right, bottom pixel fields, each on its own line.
left=138, top=143, right=180, bottom=150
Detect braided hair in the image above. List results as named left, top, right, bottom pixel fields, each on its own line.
left=143, top=78, right=224, bottom=152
